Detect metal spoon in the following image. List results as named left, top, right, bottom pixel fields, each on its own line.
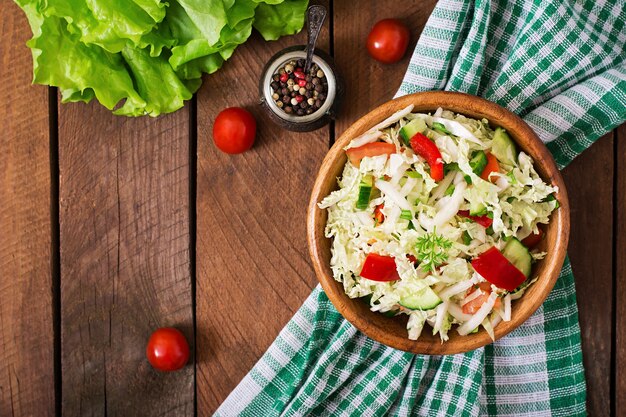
left=304, top=5, right=327, bottom=74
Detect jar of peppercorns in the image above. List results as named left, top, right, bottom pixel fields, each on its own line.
left=259, top=46, right=342, bottom=132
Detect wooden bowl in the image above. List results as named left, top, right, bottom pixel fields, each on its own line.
left=307, top=91, right=570, bottom=355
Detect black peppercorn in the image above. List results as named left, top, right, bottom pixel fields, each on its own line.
left=296, top=108, right=305, bottom=116
left=312, top=77, right=320, bottom=85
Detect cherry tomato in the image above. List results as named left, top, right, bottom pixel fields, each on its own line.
left=373, top=204, right=385, bottom=224
left=521, top=228, right=544, bottom=248
left=480, top=153, right=500, bottom=183
left=146, top=327, right=190, bottom=372
left=366, top=19, right=410, bottom=64
left=212, top=107, right=257, bottom=154
left=462, top=283, right=502, bottom=314
left=345, top=142, right=396, bottom=167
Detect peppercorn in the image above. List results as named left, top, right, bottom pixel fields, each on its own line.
left=276, top=100, right=283, bottom=108
left=297, top=108, right=305, bottom=116
left=312, top=77, right=320, bottom=85
left=314, top=84, right=324, bottom=92
left=316, top=69, right=325, bottom=78
left=306, top=108, right=313, bottom=115
left=284, top=63, right=294, bottom=74
left=284, top=106, right=293, bottom=113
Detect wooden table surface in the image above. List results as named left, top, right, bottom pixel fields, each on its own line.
left=1, top=1, right=624, bottom=416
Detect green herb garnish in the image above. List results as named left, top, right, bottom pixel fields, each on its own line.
left=415, top=229, right=453, bottom=273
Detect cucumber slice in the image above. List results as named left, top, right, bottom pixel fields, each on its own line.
left=491, top=127, right=517, bottom=166
left=464, top=151, right=488, bottom=184
left=399, top=287, right=442, bottom=310
left=502, top=238, right=532, bottom=278
left=399, top=118, right=427, bottom=145
left=356, top=176, right=373, bottom=210
left=470, top=151, right=488, bottom=176
left=432, top=122, right=451, bottom=134
left=469, top=200, right=487, bottom=216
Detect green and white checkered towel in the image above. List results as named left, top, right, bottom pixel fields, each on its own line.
left=216, top=0, right=626, bottom=415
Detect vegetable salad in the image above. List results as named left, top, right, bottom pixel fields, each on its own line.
left=319, top=105, right=559, bottom=341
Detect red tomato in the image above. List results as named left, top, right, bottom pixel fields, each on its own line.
left=480, top=153, right=500, bottom=183
left=366, top=19, right=410, bottom=64
left=471, top=247, right=526, bottom=291
left=345, top=142, right=396, bottom=167
left=521, top=229, right=544, bottom=248
left=462, top=283, right=502, bottom=314
left=409, top=133, right=444, bottom=181
left=146, top=327, right=190, bottom=372
left=360, top=253, right=400, bottom=282
left=457, top=210, right=493, bottom=228
left=212, top=107, right=257, bottom=154
left=374, top=204, right=385, bottom=224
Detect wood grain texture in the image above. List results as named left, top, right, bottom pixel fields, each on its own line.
left=58, top=102, right=194, bottom=416
left=562, top=134, right=614, bottom=417
left=616, top=125, right=625, bottom=417
left=309, top=92, right=569, bottom=355
left=333, top=0, right=437, bottom=136
left=195, top=4, right=330, bottom=413
left=0, top=4, right=55, bottom=416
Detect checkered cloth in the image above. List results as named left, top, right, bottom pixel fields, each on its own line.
left=215, top=0, right=626, bottom=415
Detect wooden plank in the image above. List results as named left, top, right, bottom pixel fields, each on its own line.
left=561, top=134, right=614, bottom=417
left=333, top=0, right=437, bottom=135
left=0, top=4, right=56, bottom=417
left=58, top=102, right=194, bottom=413
left=195, top=7, right=330, bottom=413
left=616, top=124, right=625, bottom=417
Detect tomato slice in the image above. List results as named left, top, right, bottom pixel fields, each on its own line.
left=346, top=142, right=396, bottom=167
left=471, top=247, right=526, bottom=291
left=457, top=210, right=493, bottom=228
left=374, top=204, right=385, bottom=224
left=462, top=283, right=502, bottom=314
left=480, top=152, right=500, bottom=183
left=521, top=228, right=544, bottom=248
left=360, top=253, right=400, bottom=282
left=409, top=133, right=444, bottom=181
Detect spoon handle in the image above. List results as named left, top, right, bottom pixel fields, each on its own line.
left=304, top=5, right=327, bottom=73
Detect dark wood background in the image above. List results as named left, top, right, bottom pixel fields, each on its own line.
left=1, top=0, right=623, bottom=415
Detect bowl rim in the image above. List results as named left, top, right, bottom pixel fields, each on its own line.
left=306, top=91, right=570, bottom=355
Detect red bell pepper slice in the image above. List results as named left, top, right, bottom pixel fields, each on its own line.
left=458, top=210, right=493, bottom=228
left=409, top=133, right=444, bottom=181
left=521, top=228, right=544, bottom=248
left=346, top=142, right=396, bottom=167
left=471, top=247, right=526, bottom=291
left=360, top=253, right=400, bottom=282
left=480, top=152, right=500, bottom=183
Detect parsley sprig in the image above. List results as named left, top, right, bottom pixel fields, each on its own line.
left=415, top=229, right=453, bottom=273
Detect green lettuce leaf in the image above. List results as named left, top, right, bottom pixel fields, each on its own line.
left=14, top=0, right=309, bottom=116
left=253, top=0, right=308, bottom=41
